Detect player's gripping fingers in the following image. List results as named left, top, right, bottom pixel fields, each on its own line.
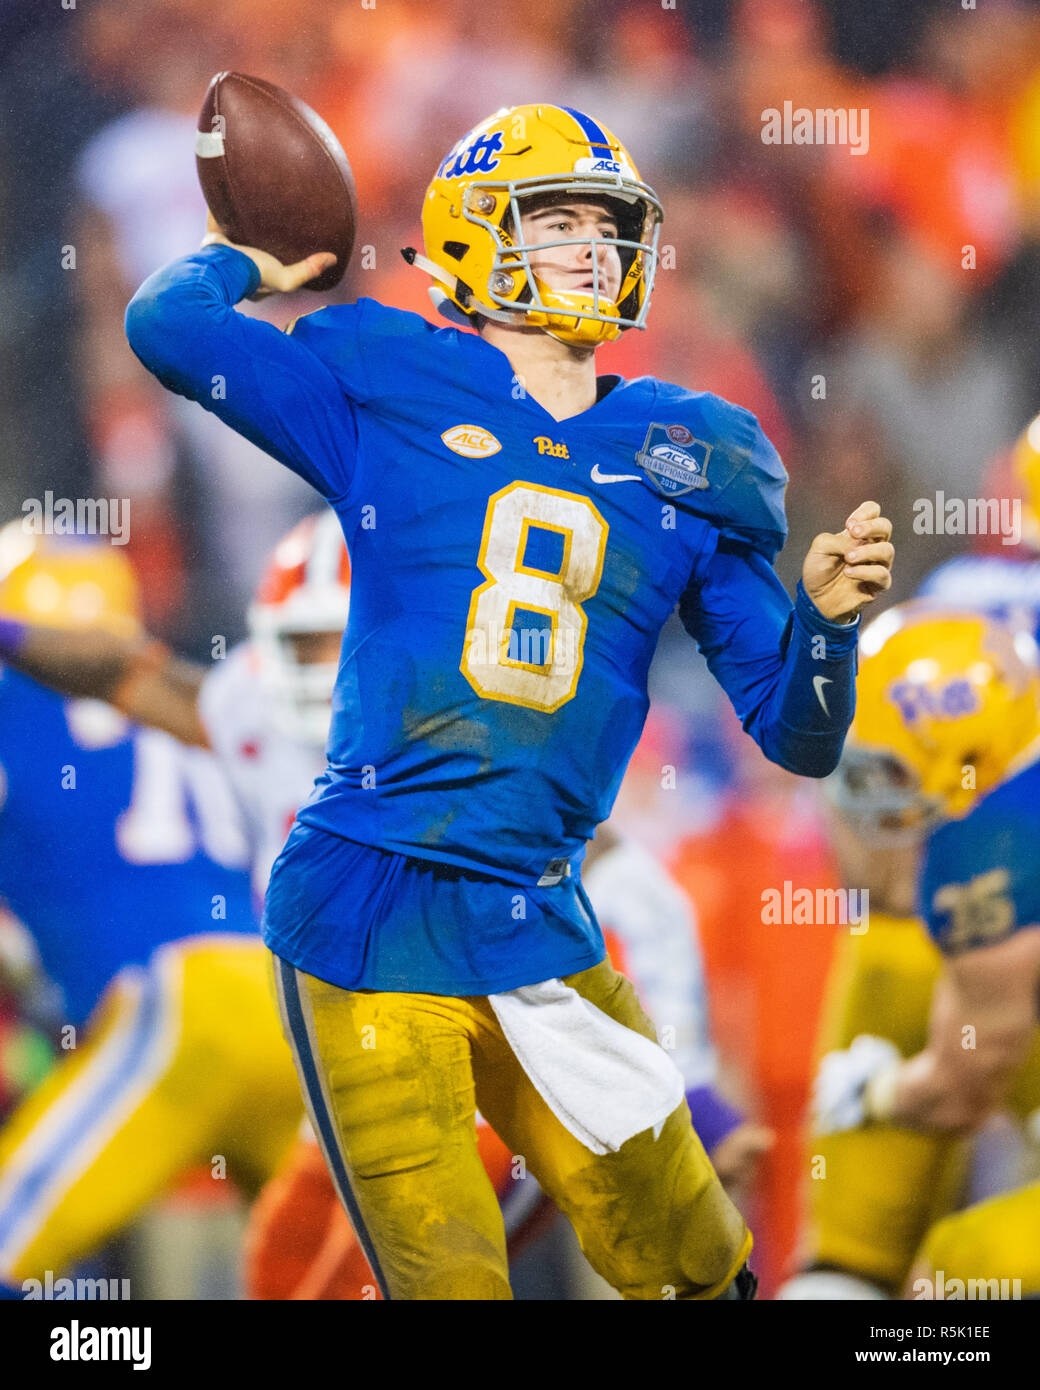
left=845, top=536, right=895, bottom=586
left=844, top=501, right=887, bottom=539
left=272, top=251, right=338, bottom=293
left=200, top=212, right=336, bottom=297
left=841, top=563, right=893, bottom=592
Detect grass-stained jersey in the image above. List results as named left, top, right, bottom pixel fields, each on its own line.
left=126, top=244, right=859, bottom=991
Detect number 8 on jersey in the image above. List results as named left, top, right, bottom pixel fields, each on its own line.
left=461, top=482, right=608, bottom=712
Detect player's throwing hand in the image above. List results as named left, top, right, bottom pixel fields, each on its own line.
left=802, top=501, right=894, bottom=622
left=201, top=212, right=336, bottom=300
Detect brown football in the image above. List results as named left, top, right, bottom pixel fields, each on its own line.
left=195, top=71, right=356, bottom=292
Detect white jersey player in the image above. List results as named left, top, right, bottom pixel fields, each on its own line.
left=197, top=512, right=350, bottom=898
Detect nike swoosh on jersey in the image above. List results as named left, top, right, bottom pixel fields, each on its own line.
left=812, top=675, right=832, bottom=717
left=590, top=464, right=642, bottom=484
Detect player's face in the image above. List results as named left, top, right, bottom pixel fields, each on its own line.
left=286, top=630, right=343, bottom=667
left=518, top=199, right=623, bottom=303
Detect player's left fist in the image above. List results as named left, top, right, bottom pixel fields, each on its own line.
left=802, top=501, right=894, bottom=622
left=813, top=1034, right=902, bottom=1134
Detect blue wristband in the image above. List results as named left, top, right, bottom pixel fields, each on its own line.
left=793, top=580, right=861, bottom=653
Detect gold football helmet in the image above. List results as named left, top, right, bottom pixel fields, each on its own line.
left=0, top=522, right=140, bottom=635
left=405, top=104, right=663, bottom=347
left=1010, top=411, right=1040, bottom=550
left=829, top=603, right=1040, bottom=836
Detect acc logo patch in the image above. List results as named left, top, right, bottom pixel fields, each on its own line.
left=635, top=424, right=712, bottom=496
left=441, top=424, right=502, bottom=459
left=573, top=155, right=636, bottom=180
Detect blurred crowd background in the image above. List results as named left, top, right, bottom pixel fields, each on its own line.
left=2, top=0, right=1039, bottom=1297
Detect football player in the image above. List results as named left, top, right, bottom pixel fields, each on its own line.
left=0, top=529, right=304, bottom=1296
left=0, top=511, right=349, bottom=905
left=124, top=104, right=894, bottom=1299
left=779, top=831, right=964, bottom=1300
left=244, top=819, right=773, bottom=1299
left=810, top=605, right=1040, bottom=1298
left=2, top=511, right=767, bottom=1297
left=782, top=421, right=1040, bottom=1300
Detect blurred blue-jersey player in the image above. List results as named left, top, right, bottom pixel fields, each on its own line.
left=126, top=103, right=895, bottom=1300
left=0, top=533, right=303, bottom=1294
left=813, top=604, right=1040, bottom=1296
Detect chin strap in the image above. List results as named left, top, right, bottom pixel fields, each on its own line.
left=427, top=288, right=476, bottom=328
left=400, top=246, right=454, bottom=290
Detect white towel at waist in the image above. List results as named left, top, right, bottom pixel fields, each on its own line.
left=487, top=977, right=685, bottom=1156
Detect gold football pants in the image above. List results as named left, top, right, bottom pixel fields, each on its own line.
left=273, top=953, right=751, bottom=1300
left=0, top=937, right=303, bottom=1284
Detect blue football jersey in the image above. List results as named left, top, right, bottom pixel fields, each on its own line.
left=127, top=246, right=860, bottom=991
left=919, top=756, right=1040, bottom=956
left=0, top=670, right=258, bottom=1026
left=285, top=299, right=800, bottom=885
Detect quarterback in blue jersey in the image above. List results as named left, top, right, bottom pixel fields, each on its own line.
left=126, top=104, right=893, bottom=1300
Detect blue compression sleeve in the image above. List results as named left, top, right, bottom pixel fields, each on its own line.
left=125, top=245, right=358, bottom=503
left=680, top=534, right=859, bottom=777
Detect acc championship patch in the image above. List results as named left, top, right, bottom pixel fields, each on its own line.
left=635, top=424, right=711, bottom=496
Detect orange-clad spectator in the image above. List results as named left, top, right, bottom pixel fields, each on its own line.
left=669, top=713, right=842, bottom=1296
left=72, top=4, right=331, bottom=632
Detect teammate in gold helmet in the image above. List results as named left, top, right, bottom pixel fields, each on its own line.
left=805, top=603, right=1040, bottom=1302
left=0, top=522, right=140, bottom=636
left=827, top=603, right=1040, bottom=836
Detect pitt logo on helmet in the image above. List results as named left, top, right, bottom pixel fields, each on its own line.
left=403, top=104, right=663, bottom=349
left=438, top=131, right=505, bottom=180
left=832, top=603, right=1040, bottom=832
left=887, top=676, right=979, bottom=727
